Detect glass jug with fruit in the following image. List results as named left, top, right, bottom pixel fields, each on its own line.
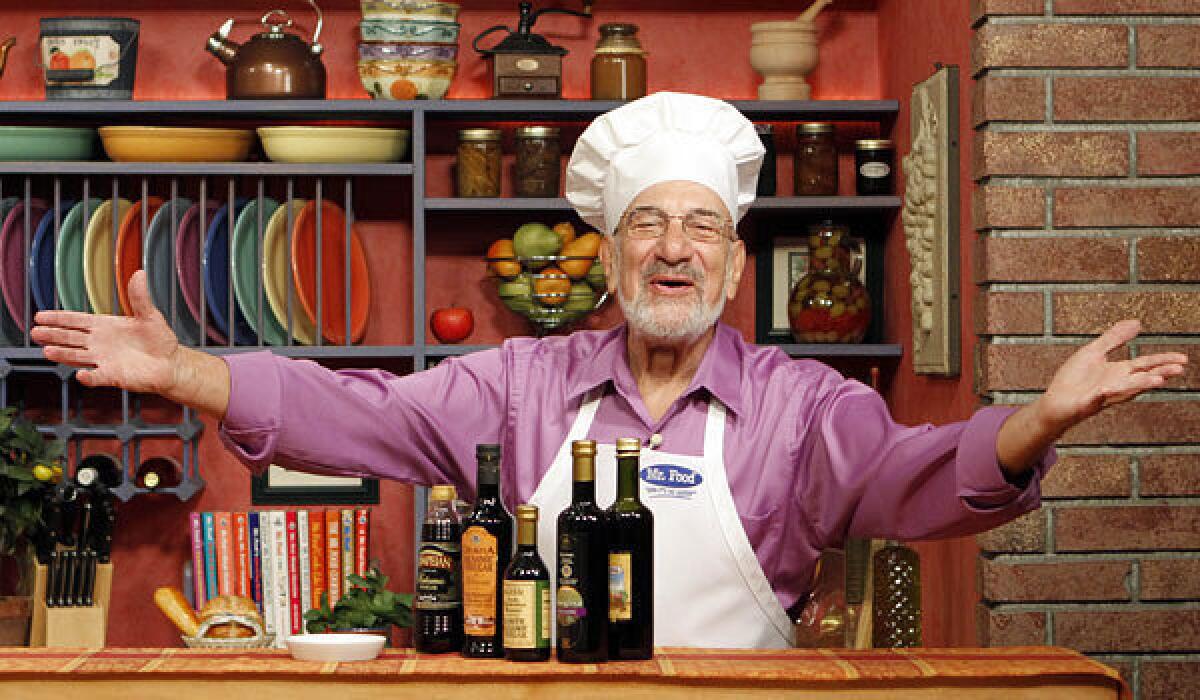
left=788, top=220, right=871, bottom=343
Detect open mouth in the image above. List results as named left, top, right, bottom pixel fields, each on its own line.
left=647, top=275, right=698, bottom=295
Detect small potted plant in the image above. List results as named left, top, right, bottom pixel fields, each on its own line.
left=304, top=567, right=412, bottom=645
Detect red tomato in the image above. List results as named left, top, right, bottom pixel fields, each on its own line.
left=430, top=306, right=474, bottom=344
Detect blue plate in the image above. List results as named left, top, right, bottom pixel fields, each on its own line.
left=203, top=199, right=257, bottom=345
left=30, top=200, right=76, bottom=312
left=143, top=197, right=203, bottom=346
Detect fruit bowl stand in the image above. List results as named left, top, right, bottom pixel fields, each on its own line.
left=486, top=254, right=609, bottom=335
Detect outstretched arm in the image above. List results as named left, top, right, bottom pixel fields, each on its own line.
left=30, top=270, right=231, bottom=419
left=996, top=319, right=1187, bottom=479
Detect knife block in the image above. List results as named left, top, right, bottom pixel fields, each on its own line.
left=29, top=562, right=112, bottom=648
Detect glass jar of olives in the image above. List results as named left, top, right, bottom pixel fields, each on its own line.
left=788, top=220, right=870, bottom=343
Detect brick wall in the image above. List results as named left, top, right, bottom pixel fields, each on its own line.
left=970, top=1, right=1200, bottom=698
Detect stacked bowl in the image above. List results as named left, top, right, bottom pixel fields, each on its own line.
left=358, top=0, right=461, bottom=100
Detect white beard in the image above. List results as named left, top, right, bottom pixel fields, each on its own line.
left=613, top=243, right=730, bottom=344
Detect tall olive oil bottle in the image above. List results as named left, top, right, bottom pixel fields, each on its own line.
left=556, top=439, right=608, bottom=662
left=606, top=437, right=653, bottom=660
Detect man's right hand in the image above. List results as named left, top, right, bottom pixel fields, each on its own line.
left=31, top=270, right=231, bottom=418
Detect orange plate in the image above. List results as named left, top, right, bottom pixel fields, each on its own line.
left=290, top=200, right=370, bottom=344
left=115, top=196, right=164, bottom=315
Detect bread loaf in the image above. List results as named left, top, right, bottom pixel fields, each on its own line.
left=199, top=595, right=263, bottom=638
left=153, top=586, right=201, bottom=638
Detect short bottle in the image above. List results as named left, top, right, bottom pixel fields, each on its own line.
left=461, top=444, right=513, bottom=658
left=606, top=437, right=654, bottom=660
left=556, top=439, right=608, bottom=663
left=135, top=456, right=181, bottom=490
left=75, top=454, right=124, bottom=492
left=503, top=504, right=552, bottom=662
left=414, top=484, right=463, bottom=653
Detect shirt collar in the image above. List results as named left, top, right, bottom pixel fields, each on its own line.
left=565, top=322, right=745, bottom=418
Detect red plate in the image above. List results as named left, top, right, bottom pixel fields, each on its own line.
left=290, top=200, right=370, bottom=344
left=115, top=196, right=164, bottom=315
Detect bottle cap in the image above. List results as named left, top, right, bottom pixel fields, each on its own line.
left=798, top=122, right=835, bottom=135
left=615, top=437, right=641, bottom=453
left=515, top=126, right=560, bottom=138
left=430, top=484, right=457, bottom=502
left=459, top=128, right=502, bottom=142
left=856, top=139, right=894, bottom=150
left=143, top=471, right=160, bottom=489
left=75, top=467, right=98, bottom=488
left=571, top=439, right=596, bottom=457
left=476, top=443, right=501, bottom=462
left=515, top=504, right=539, bottom=521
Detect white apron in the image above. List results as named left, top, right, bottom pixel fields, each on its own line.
left=529, top=388, right=795, bottom=649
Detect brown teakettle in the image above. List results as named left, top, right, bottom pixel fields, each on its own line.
left=206, top=0, right=326, bottom=99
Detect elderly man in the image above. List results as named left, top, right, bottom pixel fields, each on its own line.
left=31, top=92, right=1186, bottom=649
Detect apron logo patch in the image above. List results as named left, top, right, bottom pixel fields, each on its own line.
left=641, top=465, right=703, bottom=500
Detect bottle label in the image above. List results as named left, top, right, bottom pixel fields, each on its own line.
left=860, top=162, right=891, bottom=179
left=462, top=526, right=499, bottom=635
left=503, top=579, right=550, bottom=649
left=557, top=534, right=588, bottom=648
left=415, top=542, right=461, bottom=611
left=608, top=551, right=633, bottom=622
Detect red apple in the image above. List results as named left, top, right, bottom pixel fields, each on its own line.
left=430, top=306, right=474, bottom=343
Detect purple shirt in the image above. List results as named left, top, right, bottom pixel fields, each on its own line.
left=219, top=322, right=1052, bottom=611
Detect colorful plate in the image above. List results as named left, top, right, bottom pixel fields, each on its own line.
left=262, top=200, right=316, bottom=345
left=83, top=198, right=132, bottom=316
left=0, top=199, right=49, bottom=331
left=203, top=199, right=257, bottom=346
left=231, top=197, right=288, bottom=346
left=30, top=200, right=77, bottom=312
left=115, top=197, right=164, bottom=315
left=143, top=197, right=203, bottom=346
left=291, top=200, right=370, bottom=345
left=0, top=198, right=21, bottom=345
left=175, top=201, right=226, bottom=345
left=55, top=198, right=102, bottom=313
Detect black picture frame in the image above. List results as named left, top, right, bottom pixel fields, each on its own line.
left=251, top=465, right=380, bottom=505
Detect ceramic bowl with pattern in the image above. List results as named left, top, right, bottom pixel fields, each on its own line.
left=357, top=42, right=457, bottom=62
left=360, top=0, right=460, bottom=22
left=358, top=58, right=457, bottom=100
left=359, top=18, right=460, bottom=44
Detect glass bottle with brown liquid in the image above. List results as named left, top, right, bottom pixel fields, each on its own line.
left=461, top=445, right=513, bottom=658
left=414, top=485, right=463, bottom=653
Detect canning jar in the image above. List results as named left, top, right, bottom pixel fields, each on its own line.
left=795, top=122, right=838, bottom=196
left=514, top=126, right=561, bottom=198
left=591, top=23, right=647, bottom=101
left=788, top=220, right=870, bottom=343
left=855, top=139, right=895, bottom=195
left=457, top=128, right=502, bottom=197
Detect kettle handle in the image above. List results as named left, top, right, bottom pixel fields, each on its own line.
left=306, top=0, right=324, bottom=49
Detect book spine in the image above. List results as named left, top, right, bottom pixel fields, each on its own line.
left=214, top=511, right=233, bottom=597
left=233, top=512, right=250, bottom=598
left=258, top=512, right=276, bottom=639
left=308, top=509, right=326, bottom=610
left=325, top=509, right=341, bottom=604
left=201, top=512, right=217, bottom=605
left=189, top=512, right=206, bottom=611
left=298, top=510, right=312, bottom=627
left=340, top=509, right=355, bottom=591
left=271, top=510, right=290, bottom=646
left=355, top=508, right=370, bottom=577
left=248, top=512, right=263, bottom=610
left=286, top=511, right=302, bottom=636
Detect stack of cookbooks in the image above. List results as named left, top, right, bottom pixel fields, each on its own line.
left=188, top=508, right=371, bottom=647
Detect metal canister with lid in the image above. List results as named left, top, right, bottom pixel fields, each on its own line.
left=855, top=139, right=895, bottom=195
left=514, top=126, right=561, bottom=198
left=457, top=128, right=503, bottom=197
left=590, top=23, right=647, bottom=101
left=794, top=122, right=838, bottom=196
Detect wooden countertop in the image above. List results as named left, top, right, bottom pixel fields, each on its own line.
left=0, top=645, right=1128, bottom=699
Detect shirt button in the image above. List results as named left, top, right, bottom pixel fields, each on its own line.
left=648, top=433, right=663, bottom=449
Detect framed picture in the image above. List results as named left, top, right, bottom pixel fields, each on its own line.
left=251, top=464, right=380, bottom=505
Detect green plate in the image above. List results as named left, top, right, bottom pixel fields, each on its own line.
left=55, top=198, right=103, bottom=313
left=0, top=127, right=96, bottom=161
left=231, top=197, right=288, bottom=346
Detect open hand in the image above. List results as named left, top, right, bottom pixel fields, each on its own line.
left=31, top=270, right=182, bottom=394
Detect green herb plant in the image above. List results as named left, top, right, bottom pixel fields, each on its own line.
left=304, top=567, right=413, bottom=633
left=0, top=407, right=64, bottom=556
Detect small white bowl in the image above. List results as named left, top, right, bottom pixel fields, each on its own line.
left=285, top=633, right=387, bottom=662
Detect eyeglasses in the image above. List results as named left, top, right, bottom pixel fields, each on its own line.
left=621, top=206, right=734, bottom=244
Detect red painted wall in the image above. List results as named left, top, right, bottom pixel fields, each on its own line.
left=0, top=0, right=985, bottom=648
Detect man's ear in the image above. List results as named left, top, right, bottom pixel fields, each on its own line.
left=726, top=238, right=746, bottom=301
left=599, top=233, right=618, bottom=296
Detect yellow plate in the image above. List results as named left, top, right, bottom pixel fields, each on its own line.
left=83, top=199, right=132, bottom=316
left=98, top=127, right=255, bottom=162
left=262, top=200, right=317, bottom=345
left=257, top=127, right=410, bottom=164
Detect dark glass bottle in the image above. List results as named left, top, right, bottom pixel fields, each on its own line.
left=461, top=444, right=513, bottom=658
left=75, top=453, right=124, bottom=492
left=503, top=504, right=551, bottom=662
left=606, top=437, right=653, bottom=660
left=871, top=540, right=922, bottom=648
left=414, top=484, right=463, bottom=653
left=135, top=456, right=181, bottom=490
left=556, top=439, right=608, bottom=663
left=755, top=123, right=777, bottom=196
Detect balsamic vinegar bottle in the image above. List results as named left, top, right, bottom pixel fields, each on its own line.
left=606, top=437, right=654, bottom=660
left=414, top=484, right=463, bottom=653
left=503, top=504, right=551, bottom=661
left=556, top=439, right=608, bottom=663
left=461, top=444, right=513, bottom=658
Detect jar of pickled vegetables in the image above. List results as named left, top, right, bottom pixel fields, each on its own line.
left=457, top=128, right=502, bottom=197
left=787, top=220, right=871, bottom=343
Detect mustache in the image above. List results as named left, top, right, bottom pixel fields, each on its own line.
left=640, top=261, right=705, bottom=285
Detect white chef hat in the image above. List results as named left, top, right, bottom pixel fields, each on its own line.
left=565, top=91, right=765, bottom=235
